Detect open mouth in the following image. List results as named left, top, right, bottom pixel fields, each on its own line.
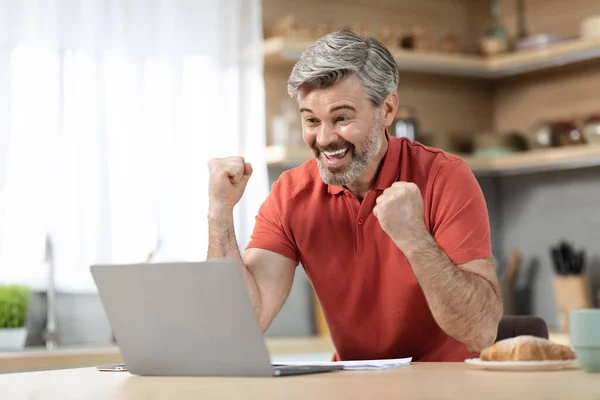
left=323, top=148, right=349, bottom=160
left=321, top=148, right=351, bottom=167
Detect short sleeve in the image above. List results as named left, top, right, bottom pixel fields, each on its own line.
left=428, top=159, right=492, bottom=265
left=245, top=179, right=299, bottom=264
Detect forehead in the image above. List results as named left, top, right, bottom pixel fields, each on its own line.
left=298, top=75, right=368, bottom=110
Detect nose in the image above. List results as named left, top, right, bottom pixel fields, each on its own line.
left=316, top=123, right=338, bottom=148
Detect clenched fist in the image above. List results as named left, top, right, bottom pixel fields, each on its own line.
left=373, top=182, right=428, bottom=248
left=208, top=156, right=253, bottom=210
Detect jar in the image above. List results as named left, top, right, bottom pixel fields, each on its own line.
left=527, top=120, right=553, bottom=149
left=582, top=114, right=600, bottom=144
left=390, top=106, right=419, bottom=141
left=551, top=119, right=585, bottom=146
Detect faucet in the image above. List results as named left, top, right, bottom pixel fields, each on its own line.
left=44, top=234, right=58, bottom=350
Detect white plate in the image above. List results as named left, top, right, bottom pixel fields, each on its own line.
left=464, top=358, right=580, bottom=371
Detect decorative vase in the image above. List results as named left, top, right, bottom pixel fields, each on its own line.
left=488, top=0, right=509, bottom=39
left=0, top=328, right=28, bottom=350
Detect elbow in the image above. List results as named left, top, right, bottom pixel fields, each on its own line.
left=258, top=320, right=268, bottom=334
left=446, top=322, right=497, bottom=353
left=255, top=298, right=276, bottom=334
left=465, top=303, right=503, bottom=353
left=255, top=303, right=271, bottom=334
left=464, top=327, right=497, bottom=353
left=258, top=314, right=271, bottom=334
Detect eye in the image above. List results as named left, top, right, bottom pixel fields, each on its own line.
left=305, top=117, right=320, bottom=125
left=335, top=115, right=350, bottom=123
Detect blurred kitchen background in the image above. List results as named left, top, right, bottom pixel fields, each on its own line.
left=0, top=0, right=599, bottom=351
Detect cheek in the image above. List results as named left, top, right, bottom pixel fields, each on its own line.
left=302, top=130, right=315, bottom=147
left=338, top=122, right=366, bottom=145
left=337, top=123, right=354, bottom=138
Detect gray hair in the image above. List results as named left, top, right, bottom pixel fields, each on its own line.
left=287, top=30, right=399, bottom=106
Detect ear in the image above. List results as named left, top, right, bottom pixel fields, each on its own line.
left=381, top=92, right=399, bottom=128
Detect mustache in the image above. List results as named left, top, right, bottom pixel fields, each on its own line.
left=311, top=139, right=355, bottom=155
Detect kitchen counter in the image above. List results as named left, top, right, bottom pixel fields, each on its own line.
left=0, top=345, right=122, bottom=374
left=0, top=336, right=335, bottom=374
left=0, top=333, right=569, bottom=374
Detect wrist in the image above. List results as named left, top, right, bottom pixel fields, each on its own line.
left=208, top=206, right=236, bottom=233
left=208, top=203, right=234, bottom=220
left=394, top=226, right=433, bottom=256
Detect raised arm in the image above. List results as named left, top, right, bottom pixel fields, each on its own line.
left=373, top=160, right=502, bottom=352
left=207, top=157, right=296, bottom=332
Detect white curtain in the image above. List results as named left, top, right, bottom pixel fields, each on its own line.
left=0, top=0, right=268, bottom=292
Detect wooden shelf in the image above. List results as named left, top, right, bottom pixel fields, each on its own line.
left=264, top=36, right=600, bottom=79
left=464, top=144, right=600, bottom=176
left=266, top=144, right=600, bottom=176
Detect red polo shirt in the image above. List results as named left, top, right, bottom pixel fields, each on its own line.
left=247, top=134, right=492, bottom=362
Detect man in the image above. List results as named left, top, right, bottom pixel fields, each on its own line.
left=207, top=30, right=502, bottom=362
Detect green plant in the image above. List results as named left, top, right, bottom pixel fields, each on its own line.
left=0, top=285, right=32, bottom=329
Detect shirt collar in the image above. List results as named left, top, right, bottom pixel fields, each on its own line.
left=327, top=130, right=401, bottom=195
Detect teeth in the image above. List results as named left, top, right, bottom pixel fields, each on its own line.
left=323, top=148, right=348, bottom=156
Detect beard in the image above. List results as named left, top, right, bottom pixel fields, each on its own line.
left=312, top=113, right=384, bottom=187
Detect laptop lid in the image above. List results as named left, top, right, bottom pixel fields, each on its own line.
left=91, top=260, right=274, bottom=377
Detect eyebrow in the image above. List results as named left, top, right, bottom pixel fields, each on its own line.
left=299, top=105, right=356, bottom=113
left=330, top=105, right=356, bottom=113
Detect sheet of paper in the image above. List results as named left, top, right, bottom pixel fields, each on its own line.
left=274, top=357, right=412, bottom=370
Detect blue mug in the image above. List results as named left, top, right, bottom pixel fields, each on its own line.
left=570, top=309, right=600, bottom=373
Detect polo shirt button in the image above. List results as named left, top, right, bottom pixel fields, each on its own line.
left=357, top=218, right=365, bottom=226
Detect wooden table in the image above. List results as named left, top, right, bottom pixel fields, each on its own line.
left=1, top=362, right=598, bottom=400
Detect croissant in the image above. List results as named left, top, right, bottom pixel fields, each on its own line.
left=480, top=335, right=576, bottom=361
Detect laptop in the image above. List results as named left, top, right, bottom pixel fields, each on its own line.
left=90, top=260, right=342, bottom=377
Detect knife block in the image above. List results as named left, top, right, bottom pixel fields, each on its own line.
left=553, top=274, right=593, bottom=332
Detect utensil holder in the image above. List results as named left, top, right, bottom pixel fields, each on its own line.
left=553, top=274, right=593, bottom=332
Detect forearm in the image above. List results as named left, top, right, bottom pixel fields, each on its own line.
left=400, top=234, right=502, bottom=352
left=207, top=206, right=263, bottom=325
left=207, top=206, right=243, bottom=261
